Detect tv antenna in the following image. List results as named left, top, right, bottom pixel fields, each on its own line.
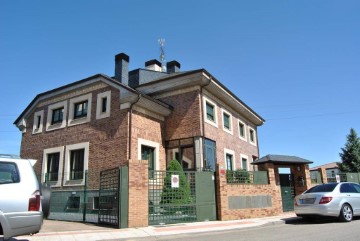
left=158, top=38, right=166, bottom=72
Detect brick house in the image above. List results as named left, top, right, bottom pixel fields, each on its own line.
left=14, top=53, right=269, bottom=226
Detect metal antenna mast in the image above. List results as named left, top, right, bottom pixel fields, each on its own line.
left=158, top=38, right=166, bottom=72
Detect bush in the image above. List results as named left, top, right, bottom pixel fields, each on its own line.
left=160, top=160, right=192, bottom=205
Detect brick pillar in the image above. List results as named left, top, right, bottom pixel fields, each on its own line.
left=318, top=167, right=327, bottom=184
left=215, top=164, right=228, bottom=221
left=128, top=159, right=148, bottom=227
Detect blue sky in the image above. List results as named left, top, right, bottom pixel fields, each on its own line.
left=1, top=0, right=359, bottom=167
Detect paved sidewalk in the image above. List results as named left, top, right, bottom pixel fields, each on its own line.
left=7, top=213, right=297, bottom=241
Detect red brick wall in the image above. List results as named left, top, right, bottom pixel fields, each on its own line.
left=128, top=159, right=148, bottom=227
left=202, top=93, right=259, bottom=171
left=20, top=84, right=130, bottom=189
left=160, top=90, right=202, bottom=140
left=216, top=163, right=283, bottom=220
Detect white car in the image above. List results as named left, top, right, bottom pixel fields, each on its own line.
left=295, top=182, right=360, bottom=222
left=0, top=154, right=43, bottom=240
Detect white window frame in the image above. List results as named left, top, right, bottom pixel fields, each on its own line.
left=240, top=154, right=249, bottom=171
left=32, top=110, right=44, bottom=134
left=221, top=108, right=233, bottom=135
left=41, top=146, right=64, bottom=187
left=96, top=91, right=111, bottom=120
left=63, top=142, right=89, bottom=186
left=249, top=127, right=257, bottom=146
left=224, top=148, right=236, bottom=170
left=138, top=138, right=160, bottom=177
left=46, top=101, right=68, bottom=132
left=203, top=96, right=218, bottom=128
left=238, top=119, right=247, bottom=142
left=68, top=93, right=92, bottom=126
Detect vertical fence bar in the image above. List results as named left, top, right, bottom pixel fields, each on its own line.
left=83, top=170, right=88, bottom=222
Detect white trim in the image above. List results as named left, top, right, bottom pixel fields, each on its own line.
left=68, top=93, right=92, bottom=126
left=238, top=119, right=247, bottom=142
left=137, top=138, right=160, bottom=173
left=224, top=148, right=236, bottom=170
left=240, top=154, right=249, bottom=171
left=41, top=146, right=64, bottom=187
left=221, top=108, right=233, bottom=135
left=96, top=91, right=111, bottom=119
left=46, top=101, right=68, bottom=131
left=32, top=110, right=44, bottom=134
left=63, top=142, right=89, bottom=186
left=249, top=127, right=257, bottom=146
left=203, top=96, right=218, bottom=128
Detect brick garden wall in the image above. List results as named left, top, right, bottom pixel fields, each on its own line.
left=216, top=163, right=283, bottom=220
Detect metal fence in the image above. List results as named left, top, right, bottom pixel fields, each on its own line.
left=148, top=170, right=197, bottom=225
left=44, top=170, right=101, bottom=223
left=327, top=173, right=360, bottom=183
left=226, top=170, right=269, bottom=184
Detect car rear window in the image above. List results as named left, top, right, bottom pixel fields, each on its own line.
left=0, top=162, right=20, bottom=184
left=305, top=183, right=338, bottom=193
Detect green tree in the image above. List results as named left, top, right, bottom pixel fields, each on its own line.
left=160, top=160, right=192, bottom=205
left=338, top=128, right=360, bottom=172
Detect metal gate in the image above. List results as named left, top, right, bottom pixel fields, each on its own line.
left=148, top=170, right=216, bottom=225
left=279, top=174, right=295, bottom=212
left=98, top=167, right=120, bottom=226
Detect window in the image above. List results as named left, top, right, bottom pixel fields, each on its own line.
left=142, top=145, right=155, bottom=178
left=206, top=102, right=215, bottom=121
left=249, top=127, right=257, bottom=146
left=69, top=149, right=84, bottom=180
left=203, top=96, right=218, bottom=127
left=96, top=91, right=111, bottom=119
left=32, top=110, right=44, bottom=134
left=42, top=146, right=64, bottom=186
left=51, top=107, right=64, bottom=125
left=74, top=101, right=88, bottom=119
left=221, top=109, right=233, bottom=134
left=226, top=154, right=233, bottom=171
left=165, top=138, right=196, bottom=171
left=238, top=120, right=247, bottom=141
left=46, top=153, right=60, bottom=181
left=68, top=93, right=92, bottom=126
left=0, top=162, right=20, bottom=184
left=138, top=138, right=159, bottom=179
left=242, top=158, right=248, bottom=171
left=66, top=196, right=80, bottom=210
left=46, top=101, right=67, bottom=131
left=64, top=142, right=89, bottom=186
left=204, top=139, right=216, bottom=171
left=224, top=148, right=235, bottom=170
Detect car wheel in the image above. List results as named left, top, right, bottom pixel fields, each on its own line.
left=339, top=204, right=353, bottom=222
left=40, top=183, right=51, bottom=219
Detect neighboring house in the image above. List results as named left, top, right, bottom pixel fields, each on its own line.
left=310, top=162, right=340, bottom=180
left=14, top=52, right=264, bottom=189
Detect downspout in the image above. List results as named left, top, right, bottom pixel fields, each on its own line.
left=128, top=94, right=141, bottom=160
left=199, top=75, right=212, bottom=169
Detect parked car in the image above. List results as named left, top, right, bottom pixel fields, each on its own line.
left=294, top=182, right=360, bottom=222
left=0, top=154, right=43, bottom=240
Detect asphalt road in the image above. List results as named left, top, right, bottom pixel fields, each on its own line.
left=112, top=217, right=360, bottom=241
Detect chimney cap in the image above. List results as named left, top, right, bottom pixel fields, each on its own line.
left=167, top=60, right=181, bottom=69
left=145, top=59, right=161, bottom=67
left=115, top=53, right=130, bottom=62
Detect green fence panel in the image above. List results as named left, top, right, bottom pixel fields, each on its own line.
left=253, top=171, right=269, bottom=184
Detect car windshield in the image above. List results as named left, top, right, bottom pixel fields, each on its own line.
left=305, top=183, right=338, bottom=193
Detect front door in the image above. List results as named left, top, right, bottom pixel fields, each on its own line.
left=279, top=174, right=295, bottom=212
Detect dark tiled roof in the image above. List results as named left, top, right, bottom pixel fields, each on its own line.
left=253, top=154, right=313, bottom=165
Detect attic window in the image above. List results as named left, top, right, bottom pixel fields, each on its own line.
left=96, top=91, right=111, bottom=120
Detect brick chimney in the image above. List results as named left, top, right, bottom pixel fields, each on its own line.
left=145, top=59, right=162, bottom=72
left=115, top=53, right=129, bottom=85
left=167, top=60, right=181, bottom=73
